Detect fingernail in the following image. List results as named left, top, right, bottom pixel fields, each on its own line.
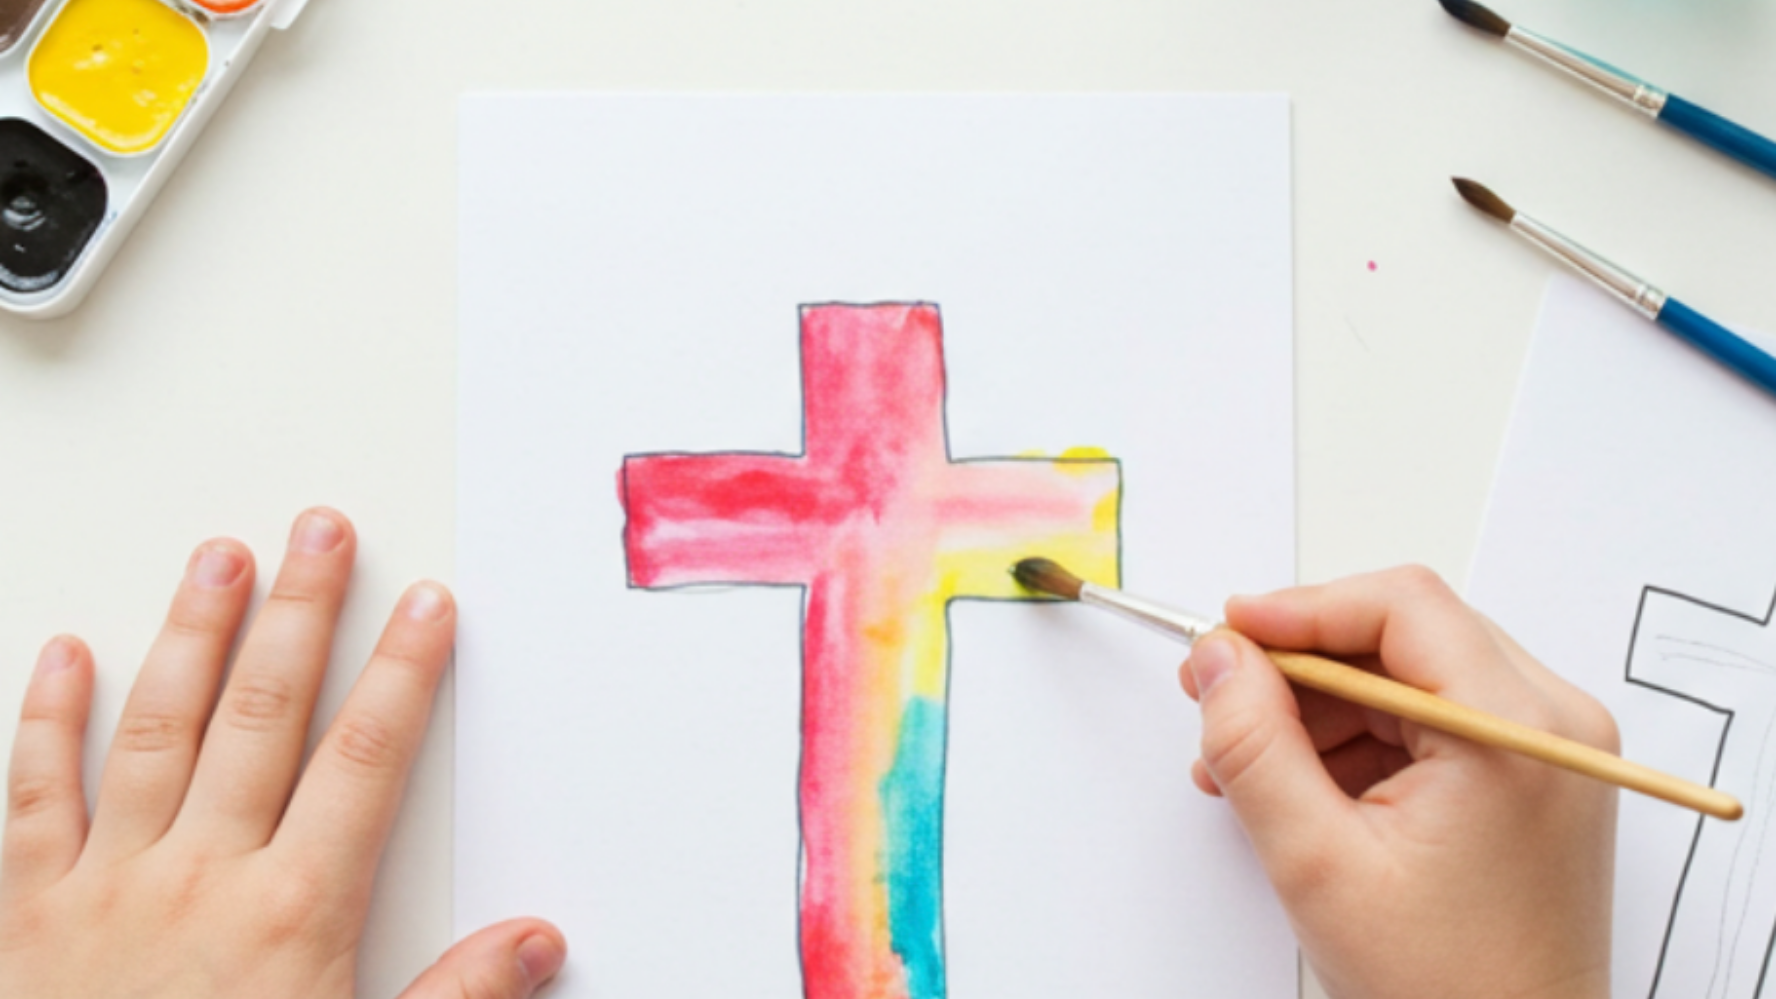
left=34, top=637, right=75, bottom=678
left=517, top=933, right=565, bottom=987
left=191, top=544, right=246, bottom=588
left=1188, top=636, right=1238, bottom=696
left=403, top=583, right=451, bottom=622
left=294, top=510, right=345, bottom=554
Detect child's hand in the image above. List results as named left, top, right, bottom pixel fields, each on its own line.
left=0, top=510, right=565, bottom=999
left=1180, top=567, right=1617, bottom=999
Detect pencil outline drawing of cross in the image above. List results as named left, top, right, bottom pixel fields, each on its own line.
left=1628, top=584, right=1776, bottom=999
left=619, top=303, right=1122, bottom=999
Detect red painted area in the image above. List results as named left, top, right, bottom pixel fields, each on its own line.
left=623, top=304, right=951, bottom=592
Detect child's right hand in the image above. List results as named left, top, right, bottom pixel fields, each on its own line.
left=1180, top=567, right=1619, bottom=999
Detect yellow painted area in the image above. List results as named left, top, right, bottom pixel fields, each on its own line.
left=30, top=0, right=208, bottom=155
left=938, top=532, right=1120, bottom=602
left=904, top=589, right=952, bottom=700
left=1017, top=446, right=1116, bottom=479
left=1014, top=446, right=1114, bottom=461
left=897, top=536, right=1119, bottom=698
left=900, top=480, right=1120, bottom=699
left=1092, top=487, right=1120, bottom=534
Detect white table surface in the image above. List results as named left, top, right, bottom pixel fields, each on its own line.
left=1, top=1, right=1773, bottom=996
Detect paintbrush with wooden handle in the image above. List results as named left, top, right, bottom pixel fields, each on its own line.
left=1012, top=558, right=1743, bottom=821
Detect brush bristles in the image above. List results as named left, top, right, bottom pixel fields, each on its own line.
left=1437, top=0, right=1511, bottom=37
left=1453, top=178, right=1517, bottom=223
left=1012, top=558, right=1085, bottom=601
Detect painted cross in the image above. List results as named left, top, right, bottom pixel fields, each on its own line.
left=620, top=304, right=1122, bottom=999
left=1629, top=586, right=1776, bottom=999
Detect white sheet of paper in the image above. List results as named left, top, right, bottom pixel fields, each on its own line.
left=456, top=95, right=1295, bottom=998
left=1471, top=274, right=1776, bottom=999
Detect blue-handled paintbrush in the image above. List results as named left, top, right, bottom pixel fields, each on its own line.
left=1454, top=178, right=1776, bottom=400
left=1440, top=0, right=1776, bottom=182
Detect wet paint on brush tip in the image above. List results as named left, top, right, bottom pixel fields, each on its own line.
left=30, top=0, right=209, bottom=156
left=0, top=118, right=107, bottom=294
left=0, top=0, right=52, bottom=54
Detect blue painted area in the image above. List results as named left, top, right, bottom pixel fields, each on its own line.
left=880, top=695, right=947, bottom=999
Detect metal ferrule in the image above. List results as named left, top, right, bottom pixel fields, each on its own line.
left=1505, top=27, right=1668, bottom=117
left=1078, top=583, right=1220, bottom=646
left=1511, top=214, right=1668, bottom=319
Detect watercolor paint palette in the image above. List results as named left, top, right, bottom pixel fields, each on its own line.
left=0, top=0, right=308, bottom=317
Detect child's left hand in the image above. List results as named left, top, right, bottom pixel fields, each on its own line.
left=0, top=509, right=565, bottom=999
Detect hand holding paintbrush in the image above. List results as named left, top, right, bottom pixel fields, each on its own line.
left=1155, top=570, right=1619, bottom=999
left=1014, top=557, right=1743, bottom=821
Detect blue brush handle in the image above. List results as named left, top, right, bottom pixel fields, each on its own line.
left=1658, top=298, right=1776, bottom=398
left=1659, top=94, right=1776, bottom=181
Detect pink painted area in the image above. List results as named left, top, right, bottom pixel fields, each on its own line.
left=621, top=304, right=1120, bottom=998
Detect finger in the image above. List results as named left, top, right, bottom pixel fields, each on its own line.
left=1184, top=660, right=1374, bottom=762
left=1476, top=615, right=1622, bottom=752
left=397, top=920, right=566, bottom=999
left=1320, top=736, right=1413, bottom=799
left=273, top=583, right=454, bottom=891
left=1187, top=631, right=1361, bottom=895
left=1295, top=686, right=1370, bottom=753
left=1190, top=657, right=1397, bottom=755
left=2, top=637, right=94, bottom=897
left=1474, top=612, right=1570, bottom=694
left=1299, top=685, right=1411, bottom=753
left=1225, top=566, right=1520, bottom=699
left=180, top=510, right=355, bottom=850
left=88, top=540, right=254, bottom=859
left=1191, top=759, right=1222, bottom=797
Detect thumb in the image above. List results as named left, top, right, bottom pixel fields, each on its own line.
left=1188, top=631, right=1357, bottom=884
left=398, top=919, right=566, bottom=999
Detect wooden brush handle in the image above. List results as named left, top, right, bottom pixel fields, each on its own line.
left=1265, top=650, right=1744, bottom=822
